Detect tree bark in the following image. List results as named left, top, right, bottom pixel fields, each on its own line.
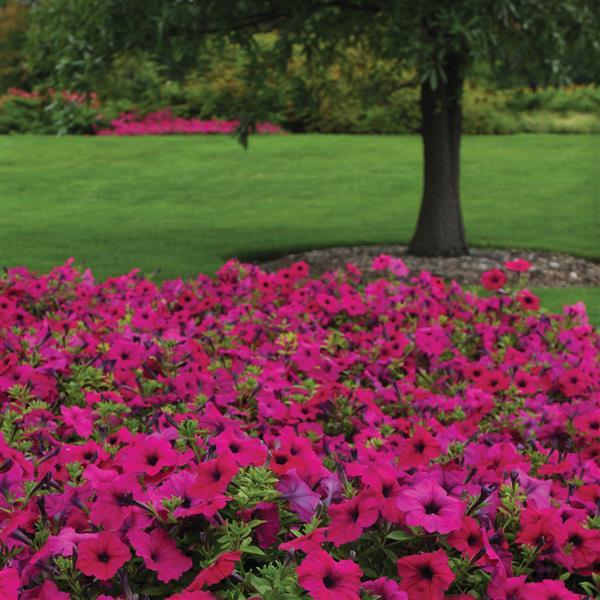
left=408, top=53, right=468, bottom=257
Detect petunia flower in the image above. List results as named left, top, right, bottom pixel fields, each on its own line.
left=153, top=470, right=229, bottom=519
left=20, top=580, right=69, bottom=600
left=516, top=507, right=567, bottom=551
left=481, top=269, right=507, bottom=291
left=521, top=579, right=580, bottom=599
left=516, top=469, right=552, bottom=509
left=486, top=573, right=527, bottom=600
left=213, top=428, right=267, bottom=467
left=397, top=427, right=441, bottom=467
left=240, top=502, right=280, bottom=549
left=167, top=592, right=216, bottom=600
left=363, top=577, right=408, bottom=600
left=297, top=549, right=363, bottom=600
left=516, top=289, right=540, bottom=311
left=504, top=259, right=532, bottom=272
left=447, top=516, right=484, bottom=559
left=129, top=528, right=192, bottom=583
left=279, top=527, right=327, bottom=553
left=562, top=518, right=600, bottom=572
left=371, top=255, right=391, bottom=270
left=115, top=436, right=179, bottom=476
left=396, top=479, right=464, bottom=534
left=189, top=456, right=238, bottom=499
left=0, top=567, right=19, bottom=600
left=276, top=468, right=321, bottom=522
left=326, top=492, right=380, bottom=546
left=76, top=531, right=131, bottom=580
left=396, top=550, right=455, bottom=600
left=187, top=551, right=242, bottom=590
left=60, top=405, right=94, bottom=438
left=89, top=473, right=143, bottom=529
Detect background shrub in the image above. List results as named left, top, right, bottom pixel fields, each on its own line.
left=1, top=36, right=599, bottom=135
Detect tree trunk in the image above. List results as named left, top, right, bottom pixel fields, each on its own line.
left=408, top=54, right=468, bottom=256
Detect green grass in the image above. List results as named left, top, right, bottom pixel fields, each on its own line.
left=534, top=288, right=600, bottom=325
left=1, top=133, right=598, bottom=319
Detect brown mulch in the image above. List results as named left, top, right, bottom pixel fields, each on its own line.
left=260, top=246, right=600, bottom=287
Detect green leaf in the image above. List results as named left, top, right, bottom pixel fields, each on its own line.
left=383, top=546, right=398, bottom=562
left=242, top=544, right=265, bottom=556
left=387, top=529, right=413, bottom=542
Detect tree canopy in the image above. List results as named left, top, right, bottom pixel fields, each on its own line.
left=27, top=0, right=599, bottom=93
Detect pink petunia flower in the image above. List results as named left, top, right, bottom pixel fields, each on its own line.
left=187, top=551, right=242, bottom=590
left=115, top=436, right=179, bottom=476
left=504, top=259, right=532, bottom=272
left=481, top=269, right=507, bottom=291
left=326, top=492, right=380, bottom=546
left=189, top=456, right=238, bottom=499
left=60, top=405, right=94, bottom=438
left=363, top=577, right=408, bottom=600
left=516, top=289, right=540, bottom=311
left=0, top=567, right=19, bottom=600
left=20, top=580, right=69, bottom=600
left=398, top=427, right=441, bottom=467
left=396, top=550, right=455, bottom=600
left=521, top=580, right=581, bottom=599
left=276, top=468, right=321, bottom=522
left=297, top=549, right=363, bottom=600
left=129, top=528, right=192, bottom=583
left=396, top=479, right=464, bottom=534
left=76, top=531, right=131, bottom=580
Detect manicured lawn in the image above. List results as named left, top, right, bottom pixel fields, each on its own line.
left=1, top=133, right=598, bottom=318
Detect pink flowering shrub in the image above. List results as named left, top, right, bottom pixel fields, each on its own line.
left=0, top=257, right=599, bottom=599
left=96, top=109, right=281, bottom=136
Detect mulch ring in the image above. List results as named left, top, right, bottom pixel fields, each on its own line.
left=259, top=246, right=600, bottom=287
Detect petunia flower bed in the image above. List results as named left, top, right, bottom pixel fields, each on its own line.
left=0, top=257, right=598, bottom=600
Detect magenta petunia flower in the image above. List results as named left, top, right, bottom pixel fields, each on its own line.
left=363, top=577, right=408, bottom=600
left=563, top=518, right=600, bottom=572
left=504, top=259, right=532, bottom=272
left=153, top=470, right=228, bottom=519
left=326, top=492, right=380, bottom=546
left=398, top=426, right=441, bottom=467
left=276, top=468, right=321, bottom=522
left=115, top=436, right=179, bottom=476
left=20, top=580, right=69, bottom=600
left=447, top=516, right=484, bottom=559
left=516, top=289, right=541, bottom=311
left=297, top=549, right=363, bottom=600
left=396, top=550, right=455, bottom=600
left=213, top=428, right=267, bottom=467
left=279, top=527, right=327, bottom=553
left=0, top=567, right=19, bottom=600
left=129, top=528, right=192, bottom=583
left=189, top=456, right=238, bottom=499
left=481, top=269, right=507, bottom=291
left=240, top=501, right=280, bottom=549
left=396, top=479, right=464, bottom=534
left=76, top=531, right=131, bottom=580
left=60, top=405, right=94, bottom=438
left=522, top=579, right=581, bottom=599
left=187, top=551, right=242, bottom=591
left=167, top=591, right=216, bottom=600
left=516, top=469, right=552, bottom=509
left=89, top=472, right=143, bottom=529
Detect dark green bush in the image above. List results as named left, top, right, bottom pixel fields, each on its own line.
left=507, top=85, right=600, bottom=113
left=0, top=91, right=106, bottom=134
